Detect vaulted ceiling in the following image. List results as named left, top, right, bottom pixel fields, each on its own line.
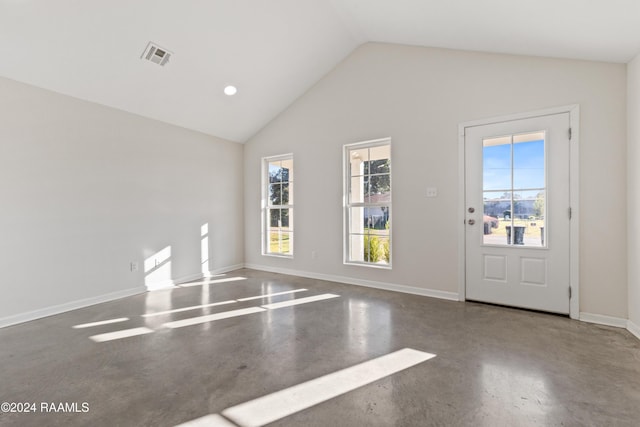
left=1, top=0, right=639, bottom=142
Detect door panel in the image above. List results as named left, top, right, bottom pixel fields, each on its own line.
left=465, top=113, right=570, bottom=314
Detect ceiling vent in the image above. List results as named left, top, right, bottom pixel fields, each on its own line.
left=141, top=42, right=172, bottom=66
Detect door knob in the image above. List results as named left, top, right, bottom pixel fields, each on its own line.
left=468, top=219, right=476, bottom=225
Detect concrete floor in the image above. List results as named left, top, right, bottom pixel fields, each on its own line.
left=1, top=269, right=639, bottom=427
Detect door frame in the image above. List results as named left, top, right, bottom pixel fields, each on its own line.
left=458, top=105, right=580, bottom=319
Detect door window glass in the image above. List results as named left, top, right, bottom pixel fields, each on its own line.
left=482, top=132, right=546, bottom=247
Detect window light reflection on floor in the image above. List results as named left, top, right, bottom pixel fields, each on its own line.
left=179, top=276, right=247, bottom=287
left=176, top=414, right=236, bottom=427
left=236, top=288, right=307, bottom=302
left=142, top=300, right=237, bottom=318
left=89, top=327, right=154, bottom=343
left=161, top=293, right=340, bottom=329
left=143, top=289, right=309, bottom=317
left=72, top=317, right=129, bottom=329
left=163, top=307, right=267, bottom=329
left=81, top=290, right=338, bottom=343
left=176, top=348, right=436, bottom=427
left=261, top=293, right=339, bottom=310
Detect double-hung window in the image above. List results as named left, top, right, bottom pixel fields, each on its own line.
left=344, top=138, right=391, bottom=267
left=263, top=154, right=294, bottom=257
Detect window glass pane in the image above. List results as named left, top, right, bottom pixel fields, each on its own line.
left=350, top=176, right=368, bottom=204
left=367, top=174, right=390, bottom=203
left=268, top=184, right=282, bottom=205
left=284, top=232, right=293, bottom=255
left=533, top=191, right=546, bottom=247
left=483, top=191, right=511, bottom=246
left=369, top=144, right=390, bottom=164
left=281, top=183, right=291, bottom=205
left=349, top=148, right=369, bottom=177
left=369, top=227, right=389, bottom=237
left=281, top=158, right=293, bottom=183
left=483, top=136, right=511, bottom=191
left=269, top=231, right=292, bottom=254
left=350, top=207, right=365, bottom=235
left=513, top=190, right=544, bottom=247
left=482, top=190, right=546, bottom=247
left=364, top=233, right=386, bottom=264
left=513, top=190, right=540, bottom=220
left=348, top=232, right=392, bottom=264
left=364, top=206, right=390, bottom=231
left=268, top=161, right=283, bottom=183
left=280, top=208, right=292, bottom=230
left=514, top=135, right=545, bottom=189
left=367, top=160, right=390, bottom=176
left=364, top=206, right=374, bottom=230
left=268, top=208, right=281, bottom=228
left=378, top=236, right=390, bottom=264
left=367, top=146, right=390, bottom=189
left=269, top=209, right=293, bottom=231
left=349, top=234, right=366, bottom=262
left=483, top=191, right=511, bottom=220
left=363, top=175, right=370, bottom=200
left=529, top=191, right=545, bottom=220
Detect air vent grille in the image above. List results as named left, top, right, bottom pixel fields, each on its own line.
left=141, top=42, right=172, bottom=66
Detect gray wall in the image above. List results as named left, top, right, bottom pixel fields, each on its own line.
left=0, top=77, right=244, bottom=326
left=244, top=42, right=627, bottom=319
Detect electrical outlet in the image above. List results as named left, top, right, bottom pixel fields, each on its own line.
left=130, top=262, right=139, bottom=272
left=311, top=250, right=317, bottom=260
left=426, top=187, right=438, bottom=198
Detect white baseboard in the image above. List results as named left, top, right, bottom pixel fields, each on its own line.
left=209, top=264, right=245, bottom=276
left=244, top=265, right=640, bottom=340
left=244, top=263, right=460, bottom=301
left=1, top=263, right=246, bottom=328
left=0, top=286, right=146, bottom=329
left=579, top=312, right=628, bottom=328
left=144, top=280, right=179, bottom=291
left=627, top=320, right=640, bottom=340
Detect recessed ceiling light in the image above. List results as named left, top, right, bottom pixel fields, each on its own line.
left=224, top=85, right=237, bottom=96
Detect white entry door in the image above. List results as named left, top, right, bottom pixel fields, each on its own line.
left=464, top=113, right=571, bottom=314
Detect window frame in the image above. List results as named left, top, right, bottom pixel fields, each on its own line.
left=262, top=153, right=294, bottom=258
left=343, top=138, right=392, bottom=269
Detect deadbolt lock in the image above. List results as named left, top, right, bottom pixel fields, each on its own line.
left=468, top=207, right=475, bottom=213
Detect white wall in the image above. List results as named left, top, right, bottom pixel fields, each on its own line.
left=244, top=43, right=627, bottom=319
left=628, top=54, right=640, bottom=334
left=0, top=76, right=244, bottom=325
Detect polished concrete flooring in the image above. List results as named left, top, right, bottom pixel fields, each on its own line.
left=1, top=269, right=639, bottom=426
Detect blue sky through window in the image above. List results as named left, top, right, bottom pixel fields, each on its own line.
left=483, top=139, right=544, bottom=192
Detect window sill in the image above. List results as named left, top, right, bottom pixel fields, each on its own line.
left=262, top=253, right=294, bottom=259
left=344, top=261, right=392, bottom=270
